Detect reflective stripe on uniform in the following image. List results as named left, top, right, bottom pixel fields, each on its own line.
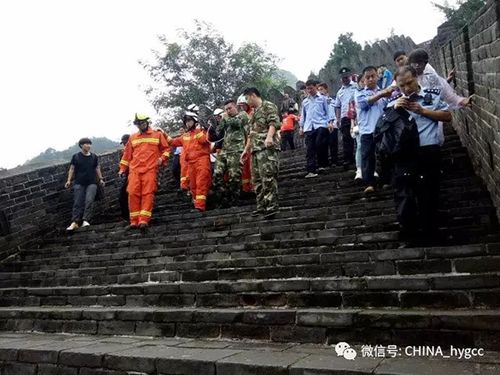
left=120, top=159, right=129, bottom=166
left=183, top=136, right=191, bottom=141
left=180, top=177, right=188, bottom=181
left=195, top=195, right=206, bottom=200
left=139, top=210, right=152, bottom=217
left=130, top=211, right=140, bottom=217
left=162, top=151, right=170, bottom=158
left=195, top=132, right=204, bottom=139
left=131, top=137, right=160, bottom=146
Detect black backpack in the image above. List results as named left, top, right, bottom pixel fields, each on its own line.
left=374, top=107, right=420, bottom=163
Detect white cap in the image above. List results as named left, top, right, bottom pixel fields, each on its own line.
left=213, top=108, right=224, bottom=116
left=237, top=94, right=247, bottom=105
left=187, top=104, right=199, bottom=113
left=183, top=111, right=199, bottom=122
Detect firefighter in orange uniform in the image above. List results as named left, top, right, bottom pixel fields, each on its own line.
left=237, top=95, right=254, bottom=193
left=119, top=113, right=170, bottom=230
left=168, top=112, right=212, bottom=211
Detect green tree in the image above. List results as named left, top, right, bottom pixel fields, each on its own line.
left=141, top=21, right=285, bottom=129
left=433, top=0, right=486, bottom=29
left=319, top=33, right=362, bottom=92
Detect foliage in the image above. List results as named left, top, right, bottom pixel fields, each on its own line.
left=276, top=69, right=299, bottom=88
left=141, top=21, right=286, bottom=130
left=318, top=33, right=362, bottom=92
left=432, top=0, right=486, bottom=29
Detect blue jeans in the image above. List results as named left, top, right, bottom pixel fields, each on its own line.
left=72, top=184, right=97, bottom=223
left=360, top=133, right=376, bottom=186
left=355, top=133, right=362, bottom=169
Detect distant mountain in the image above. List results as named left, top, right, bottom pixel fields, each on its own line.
left=24, top=137, right=120, bottom=166
left=276, top=69, right=299, bottom=87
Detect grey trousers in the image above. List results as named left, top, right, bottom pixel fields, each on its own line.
left=71, top=184, right=97, bottom=223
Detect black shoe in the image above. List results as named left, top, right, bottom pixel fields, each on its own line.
left=263, top=210, right=278, bottom=219
left=139, top=223, right=149, bottom=234
left=126, top=224, right=138, bottom=231
left=251, top=209, right=264, bottom=217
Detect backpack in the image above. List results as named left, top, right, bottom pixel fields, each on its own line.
left=374, top=107, right=420, bottom=163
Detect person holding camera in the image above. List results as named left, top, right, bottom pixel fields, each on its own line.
left=389, top=65, right=451, bottom=243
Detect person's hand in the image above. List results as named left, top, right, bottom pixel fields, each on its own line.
left=118, top=171, right=125, bottom=178
left=460, top=95, right=473, bottom=108
left=264, top=136, right=273, bottom=148
left=64, top=181, right=71, bottom=189
left=381, top=86, right=396, bottom=97
left=299, top=128, right=304, bottom=137
left=447, top=67, right=456, bottom=83
left=406, top=101, right=424, bottom=114
left=240, top=150, right=249, bottom=165
left=99, top=179, right=106, bottom=187
left=394, top=97, right=409, bottom=109
left=157, top=157, right=163, bottom=167
left=327, top=122, right=334, bottom=132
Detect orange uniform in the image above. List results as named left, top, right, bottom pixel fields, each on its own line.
left=179, top=149, right=190, bottom=190
left=119, top=128, right=170, bottom=225
left=169, top=127, right=212, bottom=211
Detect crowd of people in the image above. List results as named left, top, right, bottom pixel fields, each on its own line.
left=63, top=47, right=472, bottom=244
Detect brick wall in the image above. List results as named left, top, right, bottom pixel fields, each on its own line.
left=429, top=0, right=500, bottom=220
left=0, top=151, right=124, bottom=261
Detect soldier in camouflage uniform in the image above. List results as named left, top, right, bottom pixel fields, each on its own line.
left=241, top=87, right=280, bottom=219
left=212, top=99, right=249, bottom=207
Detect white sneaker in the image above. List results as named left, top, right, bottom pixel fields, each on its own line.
left=66, top=222, right=79, bottom=231
left=374, top=171, right=379, bottom=178
left=81, top=221, right=90, bottom=227
left=364, top=186, right=375, bottom=194
left=354, top=168, right=362, bottom=180
left=305, top=172, right=318, bottom=179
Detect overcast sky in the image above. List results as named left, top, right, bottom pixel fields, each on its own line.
left=0, top=0, right=451, bottom=169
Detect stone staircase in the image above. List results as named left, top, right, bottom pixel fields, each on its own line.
left=0, top=124, right=500, bottom=374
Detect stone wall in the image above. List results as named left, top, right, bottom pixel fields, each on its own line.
left=0, top=151, right=124, bottom=261
left=319, top=35, right=418, bottom=94
left=429, top=0, right=500, bottom=219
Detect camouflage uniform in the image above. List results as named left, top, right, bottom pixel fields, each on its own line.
left=250, top=100, right=280, bottom=214
left=213, top=112, right=249, bottom=205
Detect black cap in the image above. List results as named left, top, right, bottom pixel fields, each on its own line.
left=339, top=67, right=352, bottom=76
left=120, top=134, right=130, bottom=145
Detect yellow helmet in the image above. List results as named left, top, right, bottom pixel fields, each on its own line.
left=134, top=113, right=150, bottom=124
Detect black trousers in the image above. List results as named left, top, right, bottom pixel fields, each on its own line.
left=281, top=131, right=295, bottom=150
left=328, top=128, right=339, bottom=165
left=305, top=127, right=329, bottom=173
left=394, top=145, right=441, bottom=238
left=119, top=177, right=129, bottom=220
left=171, top=154, right=181, bottom=187
left=361, top=133, right=376, bottom=186
left=340, top=117, right=355, bottom=164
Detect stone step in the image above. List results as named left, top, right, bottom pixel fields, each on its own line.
left=7, top=228, right=493, bottom=273
left=1, top=306, right=500, bottom=350
left=1, top=331, right=498, bottom=375
left=1, top=273, right=500, bottom=309
left=7, top=210, right=493, bottom=272
left=31, top=192, right=497, bottom=258
left=2, top=245, right=500, bottom=289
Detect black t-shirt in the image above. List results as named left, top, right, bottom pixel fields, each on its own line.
left=71, top=152, right=98, bottom=186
